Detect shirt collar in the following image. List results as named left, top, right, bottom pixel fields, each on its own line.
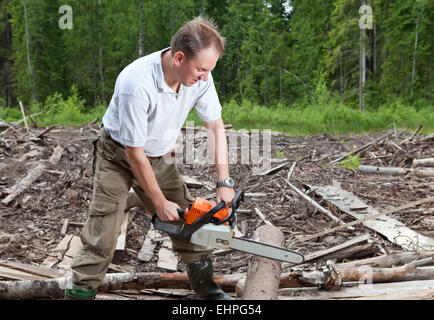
left=156, top=47, right=178, bottom=94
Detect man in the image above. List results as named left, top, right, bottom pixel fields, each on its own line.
left=64, top=17, right=236, bottom=300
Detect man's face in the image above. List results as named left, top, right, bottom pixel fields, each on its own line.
left=175, top=46, right=220, bottom=86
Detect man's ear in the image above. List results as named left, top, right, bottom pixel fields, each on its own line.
left=173, top=51, right=185, bottom=66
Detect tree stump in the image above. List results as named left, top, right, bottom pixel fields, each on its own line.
left=242, top=225, right=284, bottom=300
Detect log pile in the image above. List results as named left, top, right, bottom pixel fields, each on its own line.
left=0, top=117, right=433, bottom=300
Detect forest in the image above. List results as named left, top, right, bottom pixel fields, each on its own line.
left=0, top=0, right=433, bottom=133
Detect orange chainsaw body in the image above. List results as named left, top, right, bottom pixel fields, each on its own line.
left=184, top=197, right=230, bottom=225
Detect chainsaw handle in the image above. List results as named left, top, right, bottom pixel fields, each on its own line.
left=213, top=190, right=244, bottom=226
left=176, top=208, right=185, bottom=220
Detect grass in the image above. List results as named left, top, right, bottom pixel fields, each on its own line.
left=187, top=99, right=434, bottom=135
left=1, top=89, right=433, bottom=136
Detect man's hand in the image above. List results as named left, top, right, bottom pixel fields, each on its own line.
left=216, top=187, right=235, bottom=207
left=154, top=199, right=182, bottom=222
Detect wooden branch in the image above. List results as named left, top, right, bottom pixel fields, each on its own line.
left=400, top=124, right=423, bottom=144
left=11, top=112, right=42, bottom=126
left=36, top=126, right=56, bottom=139
left=254, top=207, right=272, bottom=226
left=336, top=251, right=434, bottom=269
left=413, top=157, right=434, bottom=168
left=2, top=146, right=64, bottom=205
left=336, top=258, right=434, bottom=283
left=287, top=161, right=297, bottom=180
left=282, top=178, right=346, bottom=225
left=329, top=132, right=394, bottom=165
left=302, top=234, right=370, bottom=263
left=18, top=100, right=30, bottom=134
left=242, top=225, right=285, bottom=300
left=259, top=161, right=291, bottom=176
left=359, top=165, right=434, bottom=177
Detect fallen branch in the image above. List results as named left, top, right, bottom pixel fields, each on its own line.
left=254, top=207, right=272, bottom=226
left=302, top=234, right=370, bottom=263
left=282, top=178, right=347, bottom=226
left=359, top=165, right=434, bottom=177
left=400, top=124, right=423, bottom=145
left=329, top=132, right=394, bottom=165
left=336, top=251, right=434, bottom=269
left=18, top=100, right=30, bottom=134
left=413, top=157, right=434, bottom=168
left=2, top=146, right=64, bottom=205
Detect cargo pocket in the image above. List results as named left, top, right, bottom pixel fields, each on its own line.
left=82, top=194, right=121, bottom=254
left=89, top=194, right=119, bottom=216
left=100, top=137, right=118, bottom=161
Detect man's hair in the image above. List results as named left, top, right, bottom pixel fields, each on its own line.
left=170, top=16, right=225, bottom=60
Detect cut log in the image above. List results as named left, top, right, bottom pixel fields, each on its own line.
left=2, top=146, right=64, bottom=205
left=359, top=165, right=434, bottom=177
left=242, top=225, right=285, bottom=300
left=279, top=279, right=434, bottom=300
left=336, top=263, right=434, bottom=284
left=413, top=157, right=434, bottom=168
left=336, top=251, right=434, bottom=269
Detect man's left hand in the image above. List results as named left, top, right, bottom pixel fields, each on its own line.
left=216, top=187, right=235, bottom=207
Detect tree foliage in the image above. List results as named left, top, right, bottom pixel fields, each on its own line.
left=0, top=0, right=432, bottom=111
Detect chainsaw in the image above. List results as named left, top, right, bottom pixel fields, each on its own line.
left=151, top=190, right=304, bottom=264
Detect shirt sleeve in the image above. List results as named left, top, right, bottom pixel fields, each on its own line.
left=194, top=72, right=222, bottom=122
left=116, top=94, right=150, bottom=147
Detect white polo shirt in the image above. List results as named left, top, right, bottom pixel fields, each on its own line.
left=102, top=47, right=222, bottom=156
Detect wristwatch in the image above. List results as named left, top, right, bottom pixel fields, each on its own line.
left=216, top=177, right=235, bottom=188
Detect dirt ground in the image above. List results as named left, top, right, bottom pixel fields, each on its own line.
left=0, top=122, right=433, bottom=299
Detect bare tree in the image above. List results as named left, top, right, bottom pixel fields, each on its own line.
left=97, top=0, right=106, bottom=105
left=138, top=0, right=144, bottom=57
left=411, top=0, right=425, bottom=96
left=22, top=0, right=35, bottom=102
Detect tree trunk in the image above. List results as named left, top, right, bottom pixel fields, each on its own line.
left=2, top=0, right=13, bottom=107
left=339, top=47, right=343, bottom=96
left=242, top=225, right=284, bottom=300
left=97, top=0, right=106, bottom=105
left=22, top=0, right=35, bottom=102
left=138, top=0, right=144, bottom=57
left=411, top=0, right=424, bottom=96
left=373, top=23, right=377, bottom=74
left=359, top=0, right=366, bottom=112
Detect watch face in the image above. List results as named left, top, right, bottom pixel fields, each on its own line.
left=227, top=177, right=234, bottom=187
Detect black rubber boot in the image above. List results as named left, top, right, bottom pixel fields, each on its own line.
left=187, top=257, right=235, bottom=300
left=64, top=285, right=97, bottom=300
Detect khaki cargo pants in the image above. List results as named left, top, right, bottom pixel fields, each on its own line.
left=70, top=128, right=213, bottom=289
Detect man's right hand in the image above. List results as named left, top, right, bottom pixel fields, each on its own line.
left=155, top=199, right=181, bottom=222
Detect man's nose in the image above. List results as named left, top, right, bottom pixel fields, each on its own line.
left=200, top=72, right=209, bottom=81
